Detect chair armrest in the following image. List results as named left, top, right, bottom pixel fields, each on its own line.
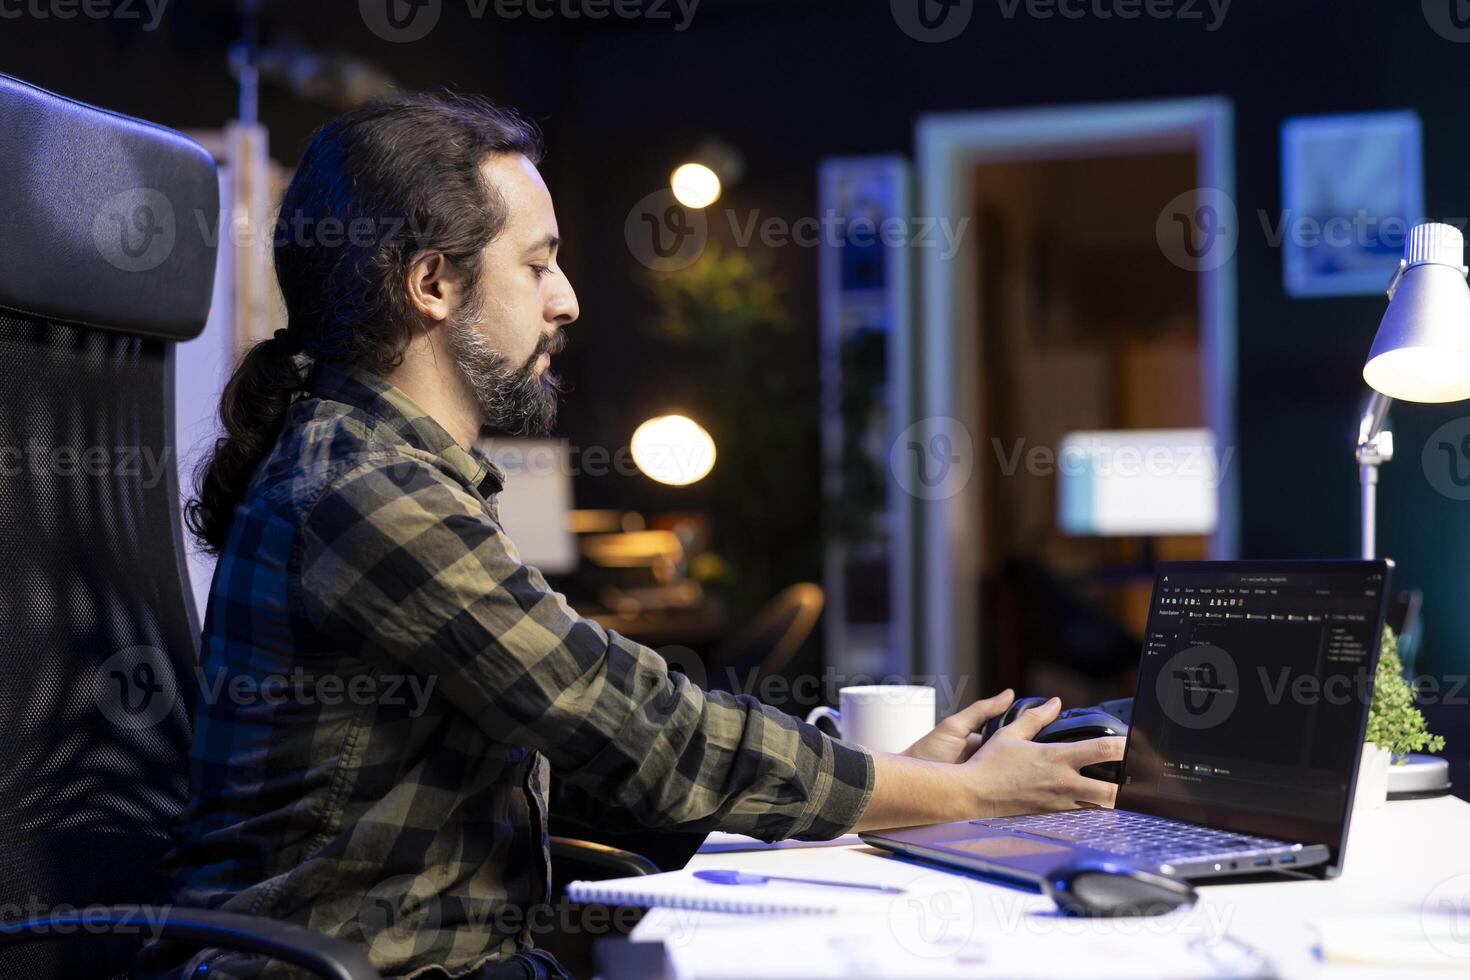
left=0, top=905, right=380, bottom=980
left=550, top=836, right=660, bottom=878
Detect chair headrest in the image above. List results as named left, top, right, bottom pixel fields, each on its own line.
left=0, top=73, right=220, bottom=341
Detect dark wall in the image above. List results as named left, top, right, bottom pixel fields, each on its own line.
left=502, top=0, right=1470, bottom=680
left=4, top=0, right=1467, bottom=746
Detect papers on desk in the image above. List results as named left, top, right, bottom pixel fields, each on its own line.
left=621, top=860, right=1273, bottom=979
left=1315, top=912, right=1470, bottom=970
left=829, top=929, right=1269, bottom=979
left=639, top=909, right=1272, bottom=979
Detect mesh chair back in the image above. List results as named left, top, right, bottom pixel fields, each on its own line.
left=0, top=73, right=219, bottom=980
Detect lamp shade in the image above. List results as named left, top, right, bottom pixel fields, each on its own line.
left=1363, top=222, right=1470, bottom=403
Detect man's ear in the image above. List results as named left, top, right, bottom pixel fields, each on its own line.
left=405, top=250, right=463, bottom=324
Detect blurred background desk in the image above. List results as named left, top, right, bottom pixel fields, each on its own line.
left=580, top=598, right=728, bottom=648
left=624, top=795, right=1470, bottom=978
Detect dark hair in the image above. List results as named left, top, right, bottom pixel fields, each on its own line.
left=186, top=91, right=542, bottom=552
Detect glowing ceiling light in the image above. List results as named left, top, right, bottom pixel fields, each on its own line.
left=670, top=163, right=722, bottom=209
left=630, top=415, right=717, bottom=486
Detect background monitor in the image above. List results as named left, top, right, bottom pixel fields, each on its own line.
left=479, top=437, right=578, bottom=575
left=1056, top=428, right=1221, bottom=537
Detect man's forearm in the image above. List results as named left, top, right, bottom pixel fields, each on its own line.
left=849, top=752, right=983, bottom=832
left=847, top=710, right=1126, bottom=833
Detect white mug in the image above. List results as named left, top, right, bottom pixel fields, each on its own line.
left=805, top=685, right=936, bottom=754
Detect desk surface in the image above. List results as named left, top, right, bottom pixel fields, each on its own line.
left=630, top=795, right=1470, bottom=978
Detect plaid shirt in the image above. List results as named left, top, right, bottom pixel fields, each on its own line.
left=152, top=364, right=874, bottom=979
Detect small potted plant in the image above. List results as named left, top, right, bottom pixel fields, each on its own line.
left=1357, top=626, right=1446, bottom=808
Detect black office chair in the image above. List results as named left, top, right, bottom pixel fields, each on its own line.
left=0, top=74, right=656, bottom=980
left=710, top=582, right=825, bottom=691
left=0, top=73, right=377, bottom=980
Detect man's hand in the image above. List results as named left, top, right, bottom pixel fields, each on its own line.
left=851, top=694, right=1126, bottom=832
left=962, top=696, right=1123, bottom=817
left=901, top=688, right=1016, bottom=764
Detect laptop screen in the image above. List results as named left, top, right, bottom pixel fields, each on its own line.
left=1117, top=560, right=1391, bottom=860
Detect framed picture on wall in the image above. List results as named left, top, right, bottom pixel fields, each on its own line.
left=1280, top=111, right=1424, bottom=298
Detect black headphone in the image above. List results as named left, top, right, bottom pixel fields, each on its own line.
left=979, top=695, right=1053, bottom=741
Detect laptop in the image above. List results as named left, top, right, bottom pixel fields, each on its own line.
left=863, top=559, right=1392, bottom=882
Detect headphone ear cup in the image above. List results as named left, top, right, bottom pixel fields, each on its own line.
left=980, top=714, right=1002, bottom=740
left=982, top=695, right=1049, bottom=740
left=1004, top=696, right=1050, bottom=728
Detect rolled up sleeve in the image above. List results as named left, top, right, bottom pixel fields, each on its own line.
left=298, top=455, right=875, bottom=841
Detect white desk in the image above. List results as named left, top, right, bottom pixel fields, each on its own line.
left=630, top=795, right=1470, bottom=978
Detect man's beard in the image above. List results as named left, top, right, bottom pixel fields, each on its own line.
left=447, top=315, right=565, bottom=437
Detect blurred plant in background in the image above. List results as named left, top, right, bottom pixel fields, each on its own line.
left=646, top=244, right=818, bottom=622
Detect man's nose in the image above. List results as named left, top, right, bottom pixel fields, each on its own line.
left=550, top=276, right=579, bottom=326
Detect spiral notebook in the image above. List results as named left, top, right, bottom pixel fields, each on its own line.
left=566, top=869, right=848, bottom=915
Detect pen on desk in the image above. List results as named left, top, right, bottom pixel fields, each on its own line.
left=693, top=869, right=905, bottom=894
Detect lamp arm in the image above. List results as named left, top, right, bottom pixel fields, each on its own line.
left=1358, top=390, right=1393, bottom=446
left=1356, top=390, right=1395, bottom=560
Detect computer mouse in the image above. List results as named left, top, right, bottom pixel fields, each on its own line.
left=1044, top=858, right=1197, bottom=917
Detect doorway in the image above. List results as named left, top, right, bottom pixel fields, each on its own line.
left=904, top=98, right=1237, bottom=709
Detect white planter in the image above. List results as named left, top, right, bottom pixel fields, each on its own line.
left=1355, top=741, right=1392, bottom=811
left=1341, top=741, right=1392, bottom=875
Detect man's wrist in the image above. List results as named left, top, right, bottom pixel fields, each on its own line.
left=852, top=753, right=982, bottom=832
left=941, top=756, right=989, bottom=822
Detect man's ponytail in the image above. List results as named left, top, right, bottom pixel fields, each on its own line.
left=185, top=332, right=306, bottom=552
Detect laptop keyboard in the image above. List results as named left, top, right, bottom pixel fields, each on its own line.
left=975, top=809, right=1291, bottom=865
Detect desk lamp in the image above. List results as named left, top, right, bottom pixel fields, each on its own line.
left=1358, top=222, right=1470, bottom=559
left=1358, top=221, right=1470, bottom=799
